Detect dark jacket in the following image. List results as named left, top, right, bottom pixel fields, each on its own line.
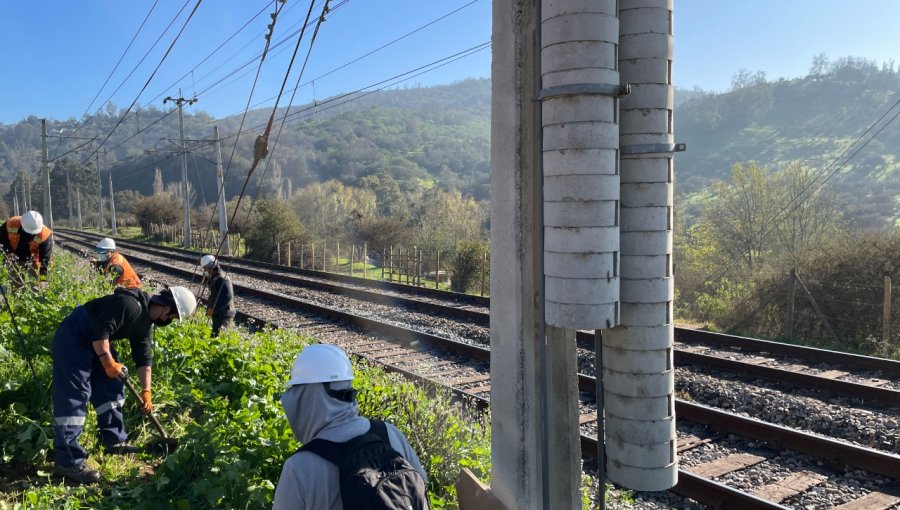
left=81, top=287, right=153, bottom=368
left=207, top=265, right=234, bottom=317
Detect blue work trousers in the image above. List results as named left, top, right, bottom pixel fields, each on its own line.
left=51, top=306, right=127, bottom=468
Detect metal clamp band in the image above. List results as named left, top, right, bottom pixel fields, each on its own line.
left=620, top=143, right=686, bottom=155
left=536, top=83, right=631, bottom=101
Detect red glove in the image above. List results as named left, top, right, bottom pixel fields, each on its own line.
left=139, top=389, right=153, bottom=414
left=206, top=307, right=213, bottom=317
left=99, top=354, right=125, bottom=379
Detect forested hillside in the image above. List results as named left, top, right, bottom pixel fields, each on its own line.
left=1, top=57, right=899, bottom=227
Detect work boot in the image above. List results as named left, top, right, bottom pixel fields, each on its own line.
left=53, top=464, right=101, bottom=484
left=103, top=442, right=143, bottom=455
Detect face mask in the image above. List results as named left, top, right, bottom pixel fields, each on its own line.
left=152, top=316, right=174, bottom=327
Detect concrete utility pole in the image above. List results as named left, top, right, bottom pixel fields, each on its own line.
left=164, top=94, right=197, bottom=248
left=109, top=172, right=117, bottom=236
left=76, top=187, right=83, bottom=229
left=96, top=152, right=104, bottom=231
left=489, top=1, right=550, bottom=508
left=214, top=126, right=230, bottom=255
left=66, top=170, right=74, bottom=226
left=41, top=119, right=53, bottom=227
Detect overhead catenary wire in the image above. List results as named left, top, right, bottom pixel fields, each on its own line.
left=219, top=0, right=328, bottom=261
left=240, top=0, right=336, bottom=229
left=78, top=0, right=191, bottom=138
left=81, top=0, right=204, bottom=167
left=74, top=0, right=161, bottom=133
left=86, top=0, right=474, bottom=184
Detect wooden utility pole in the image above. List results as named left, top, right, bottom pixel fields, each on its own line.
left=164, top=94, right=197, bottom=248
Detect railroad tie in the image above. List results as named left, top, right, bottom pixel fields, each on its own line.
left=687, top=453, right=767, bottom=478
left=832, top=491, right=900, bottom=510
left=751, top=471, right=828, bottom=503
left=676, top=434, right=715, bottom=454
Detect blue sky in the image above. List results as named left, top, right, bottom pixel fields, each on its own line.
left=1, top=0, right=899, bottom=125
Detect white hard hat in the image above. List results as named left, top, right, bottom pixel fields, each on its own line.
left=200, top=254, right=216, bottom=268
left=168, top=286, right=197, bottom=320
left=286, top=344, right=354, bottom=386
left=96, top=237, right=116, bottom=251
left=21, top=211, right=43, bottom=234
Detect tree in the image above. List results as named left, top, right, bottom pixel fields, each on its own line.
left=131, top=193, right=181, bottom=235
left=153, top=168, right=164, bottom=194
left=244, top=200, right=306, bottom=262
left=348, top=216, right=412, bottom=258
left=768, top=162, right=844, bottom=264
left=411, top=188, right=486, bottom=258
left=359, top=171, right=409, bottom=219
left=291, top=180, right=376, bottom=240
left=700, top=162, right=775, bottom=273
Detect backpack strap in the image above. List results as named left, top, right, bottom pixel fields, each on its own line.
left=299, top=420, right=391, bottom=470
left=366, top=419, right=390, bottom=444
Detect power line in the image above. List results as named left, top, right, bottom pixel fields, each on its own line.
left=82, top=0, right=203, bottom=166
left=76, top=0, right=160, bottom=126
left=79, top=0, right=191, bottom=135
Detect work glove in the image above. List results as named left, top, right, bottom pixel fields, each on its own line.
left=139, top=389, right=153, bottom=414
left=206, top=307, right=213, bottom=317
left=100, top=355, right=125, bottom=379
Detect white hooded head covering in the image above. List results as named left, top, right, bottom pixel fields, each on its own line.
left=281, top=380, right=363, bottom=444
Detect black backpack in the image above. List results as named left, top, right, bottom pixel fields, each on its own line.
left=300, top=419, right=428, bottom=510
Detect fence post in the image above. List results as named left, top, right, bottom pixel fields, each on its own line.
left=287, top=241, right=292, bottom=267
left=785, top=268, right=796, bottom=339
left=388, top=246, right=393, bottom=282
left=301, top=243, right=305, bottom=269
left=336, top=241, right=341, bottom=274
left=277, top=241, right=281, bottom=265
left=323, top=241, right=327, bottom=272
left=884, top=276, right=893, bottom=349
left=364, top=242, right=368, bottom=280
left=480, top=250, right=487, bottom=296
left=435, top=251, right=440, bottom=289
left=795, top=272, right=842, bottom=347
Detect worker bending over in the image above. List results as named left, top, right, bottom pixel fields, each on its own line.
left=92, top=237, right=141, bottom=289
left=51, top=285, right=196, bottom=484
left=0, top=211, right=53, bottom=277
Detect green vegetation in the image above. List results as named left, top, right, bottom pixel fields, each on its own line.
left=1, top=253, right=492, bottom=508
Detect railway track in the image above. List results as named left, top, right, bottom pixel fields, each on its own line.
left=56, top=231, right=900, bottom=508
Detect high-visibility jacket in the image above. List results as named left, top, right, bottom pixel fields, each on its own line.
left=0, top=216, right=53, bottom=274
left=104, top=252, right=142, bottom=289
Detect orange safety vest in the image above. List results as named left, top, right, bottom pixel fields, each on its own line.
left=3, top=216, right=52, bottom=269
left=106, top=252, right=142, bottom=289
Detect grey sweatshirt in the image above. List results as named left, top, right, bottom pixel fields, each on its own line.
left=272, top=381, right=427, bottom=510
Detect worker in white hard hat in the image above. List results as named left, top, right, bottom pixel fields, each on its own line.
left=92, top=237, right=141, bottom=289
left=50, top=285, right=196, bottom=484
left=199, top=254, right=235, bottom=337
left=273, top=344, right=428, bottom=510
left=0, top=210, right=53, bottom=277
